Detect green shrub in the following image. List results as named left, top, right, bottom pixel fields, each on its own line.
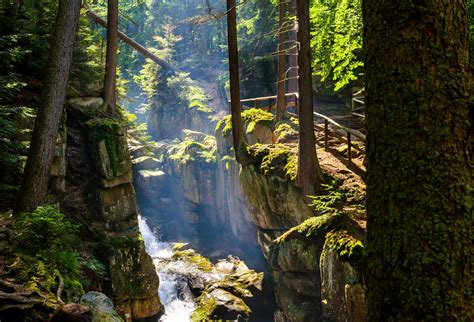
left=11, top=205, right=84, bottom=302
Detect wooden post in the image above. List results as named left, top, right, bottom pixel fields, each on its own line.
left=228, top=101, right=231, bottom=113
left=347, top=132, right=352, bottom=165
left=254, top=99, right=257, bottom=109
left=324, top=119, right=329, bottom=150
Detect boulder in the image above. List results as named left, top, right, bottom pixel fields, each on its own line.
left=80, top=292, right=123, bottom=322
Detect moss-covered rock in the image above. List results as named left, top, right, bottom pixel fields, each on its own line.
left=240, top=164, right=313, bottom=230
left=81, top=292, right=123, bottom=322
left=109, top=236, right=162, bottom=320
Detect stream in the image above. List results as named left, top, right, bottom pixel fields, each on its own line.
left=138, top=215, right=196, bottom=321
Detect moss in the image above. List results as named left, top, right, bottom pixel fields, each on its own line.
left=191, top=296, right=218, bottom=322
left=216, top=108, right=275, bottom=137
left=87, top=117, right=123, bottom=176
left=324, top=230, right=365, bottom=265
left=246, top=143, right=298, bottom=181
left=10, top=206, right=86, bottom=303
left=168, top=136, right=217, bottom=165
left=172, top=244, right=214, bottom=272
left=275, top=212, right=341, bottom=244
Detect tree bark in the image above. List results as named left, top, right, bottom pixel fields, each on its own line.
left=287, top=0, right=298, bottom=98
left=103, top=0, right=118, bottom=115
left=296, top=0, right=321, bottom=196
left=275, top=0, right=287, bottom=122
left=15, top=0, right=82, bottom=214
left=363, top=0, right=473, bottom=320
left=226, top=0, right=252, bottom=165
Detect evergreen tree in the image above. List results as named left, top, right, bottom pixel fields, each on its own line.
left=15, top=0, right=82, bottom=214
left=103, top=0, right=119, bottom=115
left=296, top=0, right=322, bottom=196
left=363, top=1, right=473, bottom=319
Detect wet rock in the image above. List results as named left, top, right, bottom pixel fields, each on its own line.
left=109, top=238, right=162, bottom=321
left=80, top=292, right=123, bottom=322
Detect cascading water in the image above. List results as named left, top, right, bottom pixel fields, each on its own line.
left=138, top=215, right=196, bottom=321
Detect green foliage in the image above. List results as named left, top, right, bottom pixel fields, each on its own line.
left=169, top=137, right=217, bottom=165
left=325, top=230, right=364, bottom=263
left=310, top=0, right=363, bottom=90
left=309, top=182, right=346, bottom=215
left=11, top=205, right=85, bottom=302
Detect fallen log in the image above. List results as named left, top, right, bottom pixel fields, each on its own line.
left=86, top=10, right=177, bottom=72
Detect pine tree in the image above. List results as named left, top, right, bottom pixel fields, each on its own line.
left=296, top=0, right=322, bottom=196
left=103, top=0, right=119, bottom=115
left=15, top=0, right=82, bottom=214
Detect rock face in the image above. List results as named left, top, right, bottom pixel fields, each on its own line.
left=131, top=130, right=258, bottom=251
left=62, top=98, right=162, bottom=321
left=214, top=113, right=368, bottom=322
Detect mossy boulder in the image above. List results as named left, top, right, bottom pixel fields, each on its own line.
left=81, top=292, right=123, bottom=322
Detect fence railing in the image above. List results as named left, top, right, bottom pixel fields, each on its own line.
left=230, top=92, right=365, bottom=167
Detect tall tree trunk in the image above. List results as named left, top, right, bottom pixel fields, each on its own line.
left=287, top=0, right=298, bottom=98
left=363, top=1, right=473, bottom=320
left=15, top=0, right=81, bottom=214
left=275, top=0, right=287, bottom=122
left=103, top=0, right=118, bottom=115
left=296, top=0, right=321, bottom=196
left=226, top=0, right=252, bottom=165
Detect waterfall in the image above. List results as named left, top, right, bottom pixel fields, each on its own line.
left=138, top=215, right=196, bottom=321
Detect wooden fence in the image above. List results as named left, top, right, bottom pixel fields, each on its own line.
left=229, top=92, right=365, bottom=167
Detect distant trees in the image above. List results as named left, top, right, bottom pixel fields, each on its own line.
left=103, top=0, right=119, bottom=115
left=296, top=0, right=321, bottom=196
left=364, top=0, right=472, bottom=320
left=15, top=0, right=82, bottom=214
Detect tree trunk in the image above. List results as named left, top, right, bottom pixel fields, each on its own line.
left=287, top=0, right=298, bottom=98
left=363, top=1, right=473, bottom=320
left=103, top=0, right=118, bottom=115
left=275, top=0, right=287, bottom=122
left=226, top=0, right=252, bottom=165
left=15, top=0, right=81, bottom=214
left=296, top=0, right=321, bottom=197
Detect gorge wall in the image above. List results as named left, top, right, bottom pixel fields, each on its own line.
left=139, top=88, right=368, bottom=321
